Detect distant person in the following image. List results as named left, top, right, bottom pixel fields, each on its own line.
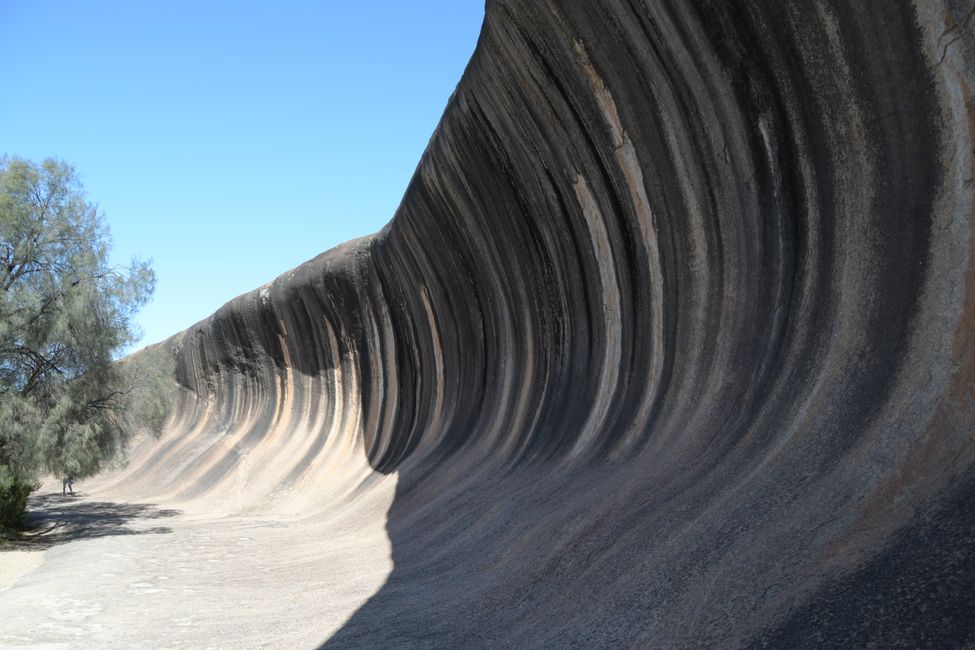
left=62, top=476, right=74, bottom=496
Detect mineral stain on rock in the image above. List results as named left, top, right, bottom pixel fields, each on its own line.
left=6, top=0, right=975, bottom=647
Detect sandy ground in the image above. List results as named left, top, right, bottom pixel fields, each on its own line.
left=0, top=551, right=44, bottom=593
left=0, top=480, right=397, bottom=649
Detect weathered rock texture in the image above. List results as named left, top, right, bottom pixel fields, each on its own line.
left=107, top=1, right=975, bottom=646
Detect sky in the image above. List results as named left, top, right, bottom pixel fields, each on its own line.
left=0, top=1, right=484, bottom=351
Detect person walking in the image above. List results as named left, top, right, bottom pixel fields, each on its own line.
left=62, top=476, right=74, bottom=496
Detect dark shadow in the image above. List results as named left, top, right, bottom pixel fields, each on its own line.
left=0, top=491, right=181, bottom=551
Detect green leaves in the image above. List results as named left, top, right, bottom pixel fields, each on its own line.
left=0, top=156, right=174, bottom=494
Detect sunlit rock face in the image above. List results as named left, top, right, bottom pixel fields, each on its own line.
left=122, top=1, right=974, bottom=646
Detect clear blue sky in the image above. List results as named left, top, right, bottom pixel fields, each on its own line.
left=0, top=1, right=484, bottom=351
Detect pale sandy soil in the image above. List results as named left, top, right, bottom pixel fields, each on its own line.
left=0, top=551, right=45, bottom=593
left=0, top=477, right=397, bottom=649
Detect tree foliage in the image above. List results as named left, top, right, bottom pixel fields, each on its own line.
left=0, top=156, right=174, bottom=528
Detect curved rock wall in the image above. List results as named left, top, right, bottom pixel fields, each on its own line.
left=105, top=0, right=975, bottom=646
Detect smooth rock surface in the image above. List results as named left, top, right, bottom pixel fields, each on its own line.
left=3, top=1, right=974, bottom=647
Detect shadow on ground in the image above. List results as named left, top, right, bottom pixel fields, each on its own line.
left=0, top=492, right=181, bottom=551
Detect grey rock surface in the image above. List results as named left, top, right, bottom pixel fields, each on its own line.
left=5, top=1, right=975, bottom=648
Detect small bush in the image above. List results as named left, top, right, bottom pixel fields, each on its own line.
left=0, top=480, right=35, bottom=537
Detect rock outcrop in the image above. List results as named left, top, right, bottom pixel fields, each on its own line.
left=107, top=1, right=975, bottom=646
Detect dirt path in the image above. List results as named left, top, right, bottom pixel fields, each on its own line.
left=0, top=485, right=396, bottom=649
left=0, top=551, right=44, bottom=593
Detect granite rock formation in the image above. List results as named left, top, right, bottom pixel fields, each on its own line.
left=107, top=1, right=975, bottom=646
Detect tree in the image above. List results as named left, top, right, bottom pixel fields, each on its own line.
left=0, top=156, right=174, bottom=533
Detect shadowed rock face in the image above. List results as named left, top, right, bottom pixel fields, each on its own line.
left=113, top=1, right=974, bottom=646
